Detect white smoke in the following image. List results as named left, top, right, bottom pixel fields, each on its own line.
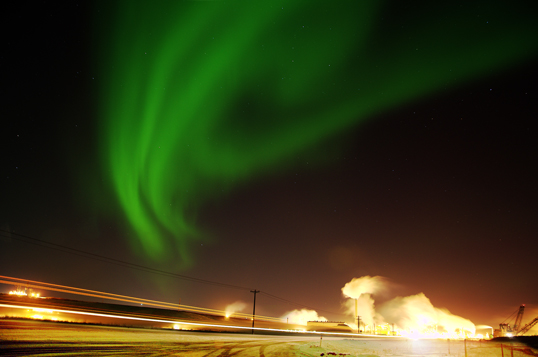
left=343, top=293, right=377, bottom=326
left=224, top=300, right=247, bottom=317
left=282, top=309, right=327, bottom=325
left=377, top=293, right=475, bottom=335
left=341, top=276, right=475, bottom=336
left=341, top=275, right=387, bottom=328
left=341, top=275, right=388, bottom=299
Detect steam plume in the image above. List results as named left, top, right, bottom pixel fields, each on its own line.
left=341, top=275, right=388, bottom=299
left=224, top=300, right=247, bottom=317
left=282, top=309, right=327, bottom=325
left=341, top=276, right=475, bottom=336
left=343, top=293, right=377, bottom=326
left=377, top=293, right=475, bottom=335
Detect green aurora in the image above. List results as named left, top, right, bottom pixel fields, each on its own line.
left=96, top=1, right=537, bottom=266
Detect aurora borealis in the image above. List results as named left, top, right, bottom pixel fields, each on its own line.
left=98, top=1, right=537, bottom=265
left=3, top=0, right=538, bottom=330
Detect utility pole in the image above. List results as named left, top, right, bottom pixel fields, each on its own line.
left=357, top=315, right=361, bottom=334
left=251, top=289, right=260, bottom=334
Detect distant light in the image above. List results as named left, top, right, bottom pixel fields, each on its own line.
left=33, top=308, right=53, bottom=314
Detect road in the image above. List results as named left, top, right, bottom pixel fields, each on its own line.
left=0, top=319, right=317, bottom=356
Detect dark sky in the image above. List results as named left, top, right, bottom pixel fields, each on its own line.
left=2, top=1, right=538, bottom=329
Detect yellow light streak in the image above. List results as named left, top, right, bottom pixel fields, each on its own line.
left=0, top=303, right=399, bottom=337
left=33, top=308, right=53, bottom=313
left=0, top=275, right=280, bottom=322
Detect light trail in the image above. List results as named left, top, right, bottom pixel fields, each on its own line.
left=0, top=303, right=398, bottom=338
left=2, top=275, right=471, bottom=339
left=0, top=275, right=280, bottom=322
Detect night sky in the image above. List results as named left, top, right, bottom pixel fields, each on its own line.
left=2, top=1, right=538, bottom=330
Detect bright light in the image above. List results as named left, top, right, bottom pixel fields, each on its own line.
left=173, top=324, right=180, bottom=330
left=8, top=289, right=40, bottom=298
left=33, top=308, right=53, bottom=314
left=397, top=327, right=474, bottom=340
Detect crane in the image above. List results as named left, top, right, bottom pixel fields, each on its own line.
left=497, top=304, right=525, bottom=337
left=516, top=317, right=538, bottom=336
left=513, top=304, right=525, bottom=334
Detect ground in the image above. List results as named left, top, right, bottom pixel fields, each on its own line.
left=1, top=319, right=537, bottom=356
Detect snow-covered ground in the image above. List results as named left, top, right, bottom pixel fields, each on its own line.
left=1, top=319, right=536, bottom=356
left=298, top=338, right=537, bottom=356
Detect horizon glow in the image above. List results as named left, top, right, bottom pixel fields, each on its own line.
left=96, top=1, right=537, bottom=265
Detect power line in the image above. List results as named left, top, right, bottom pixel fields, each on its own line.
left=0, top=229, right=346, bottom=317
left=0, top=229, right=249, bottom=291
left=0, top=275, right=282, bottom=322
